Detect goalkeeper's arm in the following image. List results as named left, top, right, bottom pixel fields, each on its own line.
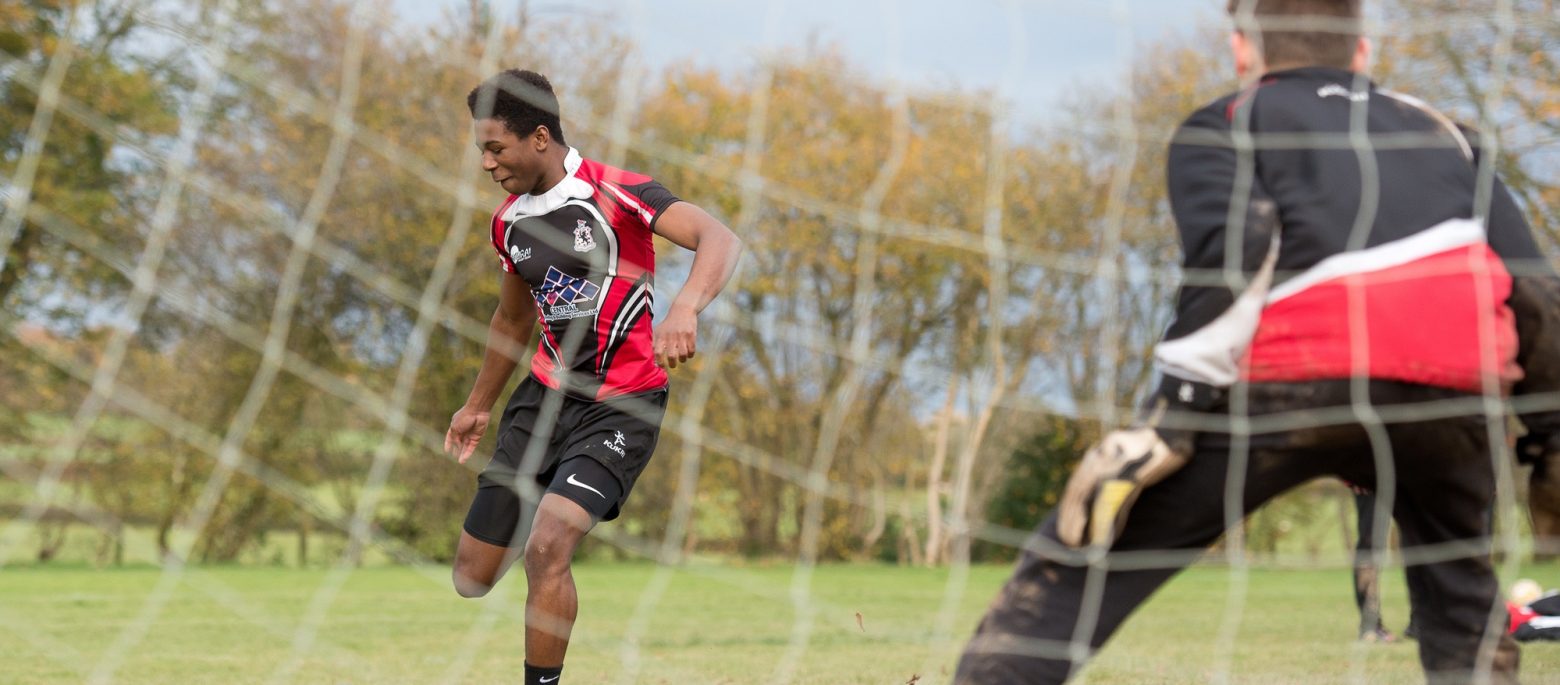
left=1056, top=109, right=1281, bottom=549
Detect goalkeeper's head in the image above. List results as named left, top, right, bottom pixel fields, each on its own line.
left=1225, top=0, right=1367, bottom=81
left=467, top=69, right=567, bottom=146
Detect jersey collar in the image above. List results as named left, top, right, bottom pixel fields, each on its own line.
left=1264, top=66, right=1375, bottom=89
left=503, top=147, right=593, bottom=220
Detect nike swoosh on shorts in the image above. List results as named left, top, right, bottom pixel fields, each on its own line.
left=566, top=473, right=606, bottom=499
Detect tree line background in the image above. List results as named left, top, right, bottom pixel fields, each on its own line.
left=2, top=0, right=1556, bottom=568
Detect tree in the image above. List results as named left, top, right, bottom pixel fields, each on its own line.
left=1, top=0, right=181, bottom=498
left=634, top=52, right=1022, bottom=559
left=947, top=36, right=1234, bottom=564
left=0, top=0, right=180, bottom=311
left=1381, top=0, right=1559, bottom=248
left=163, top=0, right=641, bottom=562
left=974, top=414, right=1096, bottom=562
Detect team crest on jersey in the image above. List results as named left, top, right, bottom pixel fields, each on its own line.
left=573, top=219, right=597, bottom=252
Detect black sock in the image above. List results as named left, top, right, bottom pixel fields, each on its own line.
left=524, top=662, right=562, bottom=685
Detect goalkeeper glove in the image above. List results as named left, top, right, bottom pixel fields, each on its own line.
left=1056, top=427, right=1189, bottom=548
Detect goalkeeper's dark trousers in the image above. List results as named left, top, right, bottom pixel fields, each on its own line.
left=955, top=380, right=1520, bottom=685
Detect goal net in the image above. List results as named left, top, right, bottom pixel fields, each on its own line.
left=2, top=0, right=1555, bottom=682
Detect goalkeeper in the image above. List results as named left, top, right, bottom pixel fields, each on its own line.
left=955, top=1, right=1557, bottom=683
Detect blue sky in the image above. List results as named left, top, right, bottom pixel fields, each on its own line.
left=393, top=0, right=1225, bottom=123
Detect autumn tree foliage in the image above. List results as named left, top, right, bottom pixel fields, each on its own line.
left=4, top=0, right=1553, bottom=565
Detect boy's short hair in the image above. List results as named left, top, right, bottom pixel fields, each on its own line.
left=467, top=69, right=566, bottom=145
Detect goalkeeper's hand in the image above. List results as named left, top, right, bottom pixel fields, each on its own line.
left=1056, top=427, right=1189, bottom=548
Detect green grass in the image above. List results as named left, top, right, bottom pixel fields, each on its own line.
left=4, top=562, right=1560, bottom=684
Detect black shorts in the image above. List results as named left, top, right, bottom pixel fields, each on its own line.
left=462, top=376, right=667, bottom=547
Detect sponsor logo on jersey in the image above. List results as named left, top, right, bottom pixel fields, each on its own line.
left=573, top=219, right=597, bottom=252
left=509, top=245, right=532, bottom=263
left=535, top=266, right=603, bottom=322
left=1317, top=84, right=1368, bottom=102
left=603, top=430, right=627, bottom=457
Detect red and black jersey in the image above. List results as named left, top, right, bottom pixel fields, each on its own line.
left=1154, top=67, right=1551, bottom=406
left=488, top=148, right=678, bottom=401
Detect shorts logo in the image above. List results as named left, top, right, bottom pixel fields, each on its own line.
left=603, top=430, right=627, bottom=457
left=566, top=473, right=606, bottom=499
left=509, top=245, right=532, bottom=263
left=573, top=219, right=597, bottom=252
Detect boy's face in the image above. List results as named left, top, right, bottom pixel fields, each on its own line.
left=474, top=118, right=547, bottom=195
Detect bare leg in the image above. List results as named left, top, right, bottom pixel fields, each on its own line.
left=453, top=530, right=523, bottom=598
left=522, top=493, right=595, bottom=667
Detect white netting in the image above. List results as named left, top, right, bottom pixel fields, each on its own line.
left=3, top=0, right=1557, bottom=683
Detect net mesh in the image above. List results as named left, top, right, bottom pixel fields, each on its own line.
left=2, top=0, right=1556, bottom=682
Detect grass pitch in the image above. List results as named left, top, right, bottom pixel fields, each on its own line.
left=5, top=561, right=1559, bottom=684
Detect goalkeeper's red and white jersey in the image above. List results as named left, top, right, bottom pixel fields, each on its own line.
left=1155, top=67, right=1549, bottom=399
left=488, top=148, right=677, bottom=401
